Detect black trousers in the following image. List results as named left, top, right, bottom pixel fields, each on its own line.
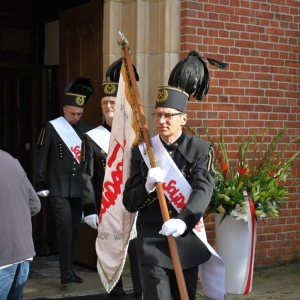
left=140, top=264, right=198, bottom=300
left=128, top=238, right=143, bottom=300
left=108, top=277, right=126, bottom=300
left=49, top=196, right=82, bottom=274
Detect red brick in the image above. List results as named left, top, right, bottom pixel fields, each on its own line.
left=268, top=248, right=277, bottom=256
left=256, top=248, right=268, bottom=257
left=282, top=254, right=299, bottom=261
left=182, top=9, right=198, bottom=18
left=263, top=257, right=282, bottom=265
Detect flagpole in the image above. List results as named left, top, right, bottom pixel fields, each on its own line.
left=118, top=32, right=189, bottom=300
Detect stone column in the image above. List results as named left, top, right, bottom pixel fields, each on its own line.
left=103, top=0, right=181, bottom=135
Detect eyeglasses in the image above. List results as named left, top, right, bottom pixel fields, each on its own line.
left=101, top=100, right=116, bottom=106
left=151, top=112, right=183, bottom=120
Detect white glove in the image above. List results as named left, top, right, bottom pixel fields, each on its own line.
left=159, top=219, right=187, bottom=237
left=145, top=167, right=166, bottom=193
left=37, top=190, right=49, bottom=197
left=84, top=214, right=99, bottom=229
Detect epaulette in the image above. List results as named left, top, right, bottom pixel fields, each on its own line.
left=81, top=139, right=86, bottom=162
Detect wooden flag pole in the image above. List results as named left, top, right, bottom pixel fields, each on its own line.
left=118, top=31, right=189, bottom=300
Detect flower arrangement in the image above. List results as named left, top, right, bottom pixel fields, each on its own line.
left=186, top=123, right=300, bottom=223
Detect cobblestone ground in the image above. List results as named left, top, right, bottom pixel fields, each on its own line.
left=195, top=261, right=300, bottom=300
left=25, top=256, right=300, bottom=300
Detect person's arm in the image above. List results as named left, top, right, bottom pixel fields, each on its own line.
left=123, top=147, right=157, bottom=213
left=80, top=136, right=98, bottom=217
left=26, top=177, right=41, bottom=217
left=175, top=146, right=214, bottom=234
left=34, top=123, right=51, bottom=193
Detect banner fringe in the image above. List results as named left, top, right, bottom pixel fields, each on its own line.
left=97, top=212, right=137, bottom=293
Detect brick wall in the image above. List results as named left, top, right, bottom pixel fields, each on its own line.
left=181, top=0, right=300, bottom=268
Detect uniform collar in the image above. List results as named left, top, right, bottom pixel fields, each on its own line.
left=63, top=116, right=79, bottom=128
left=159, top=132, right=185, bottom=151
left=103, top=120, right=111, bottom=132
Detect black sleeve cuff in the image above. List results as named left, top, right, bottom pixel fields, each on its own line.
left=83, top=203, right=98, bottom=217
left=35, top=181, right=48, bottom=192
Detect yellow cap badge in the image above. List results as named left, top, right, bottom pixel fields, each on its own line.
left=104, top=83, right=117, bottom=95
left=75, top=96, right=85, bottom=106
left=156, top=89, right=168, bottom=103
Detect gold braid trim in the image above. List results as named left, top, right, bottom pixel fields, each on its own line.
left=207, top=146, right=214, bottom=171
left=37, top=127, right=46, bottom=146
left=81, top=140, right=86, bottom=162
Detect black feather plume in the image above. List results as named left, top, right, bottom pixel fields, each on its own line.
left=205, top=57, right=228, bottom=69
left=64, top=77, right=94, bottom=99
left=168, top=50, right=228, bottom=101
left=106, top=58, right=139, bottom=83
left=106, top=58, right=122, bottom=82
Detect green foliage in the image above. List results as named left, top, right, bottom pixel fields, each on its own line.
left=186, top=123, right=300, bottom=222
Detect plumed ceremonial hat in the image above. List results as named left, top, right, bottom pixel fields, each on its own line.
left=64, top=77, right=94, bottom=108
left=155, top=50, right=228, bottom=113
left=155, top=86, right=189, bottom=113
left=101, top=58, right=139, bottom=98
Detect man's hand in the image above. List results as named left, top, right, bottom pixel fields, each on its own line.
left=84, top=214, right=99, bottom=229
left=37, top=190, right=49, bottom=197
left=159, top=219, right=187, bottom=237
left=145, top=167, right=166, bottom=193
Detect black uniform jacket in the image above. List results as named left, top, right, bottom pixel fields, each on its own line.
left=123, top=132, right=215, bottom=270
left=80, top=122, right=111, bottom=216
left=34, top=119, right=92, bottom=198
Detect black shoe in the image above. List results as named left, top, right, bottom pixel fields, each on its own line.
left=60, top=273, right=73, bottom=285
left=70, top=270, right=83, bottom=283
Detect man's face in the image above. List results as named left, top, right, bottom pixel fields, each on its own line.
left=152, top=107, right=187, bottom=142
left=63, top=106, right=83, bottom=124
left=101, top=96, right=116, bottom=120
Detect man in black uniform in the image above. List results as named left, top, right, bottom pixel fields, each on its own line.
left=123, top=51, right=228, bottom=300
left=80, top=61, right=142, bottom=299
left=34, top=78, right=94, bottom=285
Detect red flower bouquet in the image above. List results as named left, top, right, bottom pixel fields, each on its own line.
left=186, top=123, right=300, bottom=223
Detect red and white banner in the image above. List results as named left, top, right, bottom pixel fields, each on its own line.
left=96, top=62, right=137, bottom=292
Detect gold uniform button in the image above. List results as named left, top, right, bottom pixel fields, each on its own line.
left=174, top=143, right=178, bottom=147
left=73, top=168, right=76, bottom=171
left=74, top=162, right=76, bottom=164
left=169, top=210, right=172, bottom=215
left=72, top=174, right=75, bottom=176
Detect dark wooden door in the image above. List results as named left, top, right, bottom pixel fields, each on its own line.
left=0, top=67, right=48, bottom=254
left=59, top=1, right=103, bottom=268
left=59, top=1, right=103, bottom=128
left=0, top=68, right=43, bottom=175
